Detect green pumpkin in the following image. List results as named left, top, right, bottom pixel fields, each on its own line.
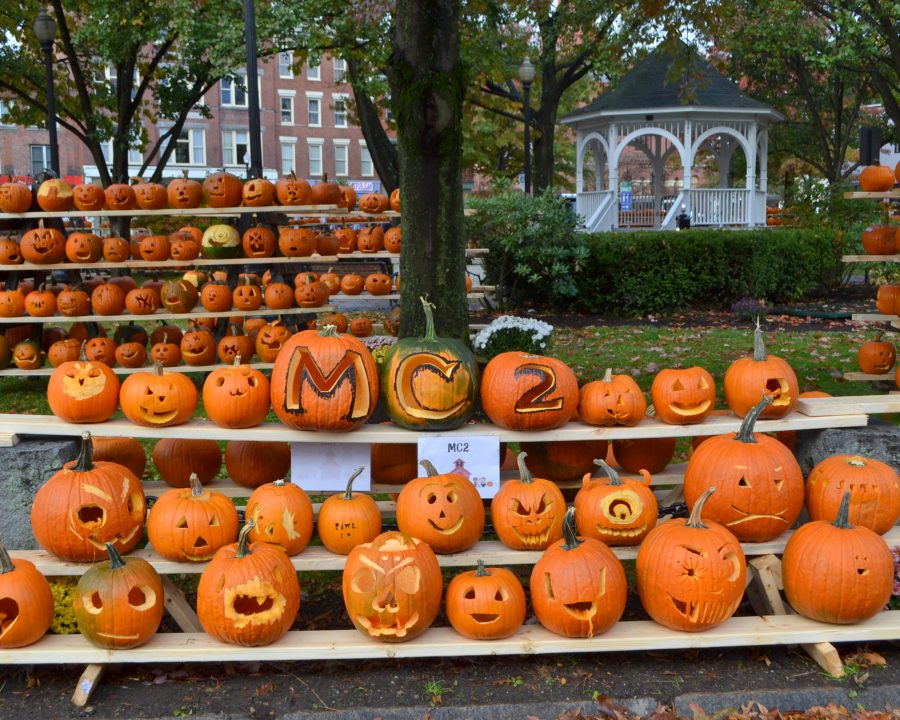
left=201, top=224, right=242, bottom=259
left=380, top=298, right=478, bottom=430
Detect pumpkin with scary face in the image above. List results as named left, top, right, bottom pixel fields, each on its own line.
left=0, top=181, right=33, bottom=213
left=491, top=452, right=565, bottom=550
left=530, top=508, right=627, bottom=638
left=857, top=332, right=896, bottom=374
left=446, top=560, right=526, bottom=641
left=119, top=362, right=198, bottom=427
left=724, top=321, right=799, bottom=419
left=203, top=170, right=243, bottom=208
left=242, top=177, right=276, bottom=207
left=147, top=473, right=239, bottom=562
left=20, top=222, right=65, bottom=264
left=254, top=319, right=293, bottom=363
left=203, top=358, right=270, bottom=428
left=636, top=488, right=746, bottom=632
left=73, top=182, right=107, bottom=210
left=245, top=479, right=314, bottom=555
left=103, top=235, right=130, bottom=262
left=342, top=530, right=442, bottom=642
left=338, top=185, right=357, bottom=211
left=396, top=460, right=485, bottom=554
left=0, top=541, right=54, bottom=648
left=580, top=368, right=647, bottom=426
left=180, top=324, right=217, bottom=366
left=31, top=432, right=146, bottom=562
left=275, top=171, right=312, bottom=206
left=197, top=523, right=301, bottom=646
left=650, top=366, right=716, bottom=425
left=242, top=225, right=277, bottom=257
left=217, top=325, right=254, bottom=365
left=574, top=459, right=657, bottom=546
left=47, top=355, right=120, bottom=423
left=74, top=544, right=163, bottom=649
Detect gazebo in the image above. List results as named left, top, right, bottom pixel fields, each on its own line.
left=561, top=40, right=782, bottom=232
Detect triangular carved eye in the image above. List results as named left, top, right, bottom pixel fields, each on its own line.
left=176, top=517, right=188, bottom=529
left=698, top=376, right=709, bottom=389
left=511, top=499, right=531, bottom=517
left=738, top=476, right=751, bottom=488
left=464, top=587, right=476, bottom=600
left=672, top=380, right=684, bottom=391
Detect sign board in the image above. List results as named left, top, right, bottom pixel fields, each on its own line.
left=417, top=434, right=501, bottom=499
left=349, top=180, right=382, bottom=193
left=290, top=442, right=371, bottom=492
left=619, top=190, right=633, bottom=212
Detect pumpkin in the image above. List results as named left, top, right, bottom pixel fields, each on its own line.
left=24, top=284, right=57, bottom=318
left=245, top=479, right=314, bottom=556
left=309, top=174, right=341, bottom=206
left=857, top=331, right=896, bottom=374
left=371, top=442, right=418, bottom=485
left=12, top=334, right=44, bottom=369
left=103, top=183, right=136, bottom=211
left=316, top=232, right=340, bottom=256
left=180, top=324, right=217, bottom=366
left=356, top=226, right=384, bottom=253
left=278, top=227, right=317, bottom=257
left=115, top=341, right=147, bottom=368
left=340, top=273, right=364, bottom=295
left=264, top=279, right=295, bottom=310
left=47, top=351, right=120, bottom=423
left=90, top=283, right=126, bottom=316
left=242, top=177, right=276, bottom=207
left=64, top=231, right=103, bottom=263
left=270, top=325, right=380, bottom=432
left=91, top=437, right=146, bottom=479
left=169, top=235, right=200, bottom=261
left=160, top=278, right=199, bottom=314
left=783, top=493, right=893, bottom=624
left=254, top=319, right=293, bottom=363
left=876, top=284, right=900, bottom=315
left=530, top=507, right=627, bottom=638
left=805, top=454, right=900, bottom=535
left=20, top=221, right=65, bottom=264
left=861, top=225, right=897, bottom=255
left=152, top=437, right=222, bottom=488
left=517, top=440, right=609, bottom=483
left=364, top=273, right=393, bottom=296
left=0, top=237, right=23, bottom=265
left=636, top=487, right=746, bottom=632
left=683, top=395, right=804, bottom=541
left=0, top=181, right=33, bottom=213
left=47, top=338, right=83, bottom=367
left=389, top=188, right=401, bottom=213
left=53, top=286, right=89, bottom=317
left=723, top=321, right=799, bottom=418
left=31, top=432, right=146, bottom=562
left=125, top=287, right=159, bottom=315
left=232, top=276, right=263, bottom=311
left=119, top=362, right=198, bottom=427
left=858, top=164, right=896, bottom=193
left=358, top=192, right=389, bottom=213
left=147, top=473, right=239, bottom=562
left=36, top=178, right=74, bottom=211
left=217, top=325, right=255, bottom=365
left=275, top=171, right=312, bottom=206
left=203, top=357, right=271, bottom=428
left=102, top=235, right=130, bottom=262
left=396, top=459, right=485, bottom=554
left=203, top=170, right=243, bottom=208
left=384, top=227, right=402, bottom=253
left=196, top=523, right=301, bottom=646
left=224, top=441, right=292, bottom=489
left=73, top=543, right=163, bottom=649
left=84, top=336, right=117, bottom=366
left=338, top=185, right=357, bottom=210
left=650, top=366, right=716, bottom=425
left=149, top=333, right=182, bottom=367
left=242, top=225, right=277, bottom=257
left=0, top=286, right=25, bottom=318
left=480, top=351, right=579, bottom=430
left=383, top=307, right=401, bottom=336
left=316, top=468, right=382, bottom=555
left=0, top=334, right=13, bottom=369
left=200, top=280, right=233, bottom=313
left=335, top=227, right=357, bottom=253
left=491, top=451, right=565, bottom=550
left=132, top=178, right=167, bottom=209
left=318, top=313, right=347, bottom=334
left=200, top=223, right=241, bottom=259
left=342, top=530, right=442, bottom=642
left=579, top=368, right=646, bottom=427
left=445, top=560, right=526, bottom=640
left=574, top=458, right=657, bottom=546
left=0, top=541, right=54, bottom=648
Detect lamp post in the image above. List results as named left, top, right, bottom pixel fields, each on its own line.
left=243, top=0, right=262, bottom=179
left=33, top=6, right=59, bottom=177
left=518, top=56, right=535, bottom=195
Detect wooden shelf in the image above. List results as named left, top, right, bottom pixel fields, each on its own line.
left=796, top=393, right=900, bottom=416
left=0, top=304, right=330, bottom=325
left=0, top=205, right=345, bottom=220
left=852, top=313, right=897, bottom=322
left=0, top=361, right=277, bottom=378
left=843, top=190, right=900, bottom=199
left=842, top=254, right=900, bottom=263
left=841, top=371, right=897, bottom=382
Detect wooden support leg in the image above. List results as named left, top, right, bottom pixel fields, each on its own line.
left=163, top=576, right=203, bottom=632
left=747, top=554, right=845, bottom=678
left=72, top=663, right=105, bottom=707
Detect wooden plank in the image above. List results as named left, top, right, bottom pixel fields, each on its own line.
left=0, top=411, right=868, bottom=444
left=3, top=612, right=899, bottom=665
left=162, top=576, right=203, bottom=633
left=842, top=254, right=900, bottom=263
left=796, top=394, right=900, bottom=416
left=0, top=204, right=345, bottom=220
left=0, top=433, right=19, bottom=447
left=71, top=664, right=105, bottom=707
left=851, top=313, right=896, bottom=322
left=843, top=190, right=900, bottom=199
left=0, top=362, right=277, bottom=378
left=841, top=372, right=896, bottom=382
left=0, top=304, right=330, bottom=325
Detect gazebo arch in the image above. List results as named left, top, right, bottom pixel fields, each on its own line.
left=561, top=40, right=782, bottom=231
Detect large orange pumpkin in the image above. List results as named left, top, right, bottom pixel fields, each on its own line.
left=490, top=451, right=565, bottom=550
left=119, top=362, right=198, bottom=427
left=574, top=459, right=657, bottom=546
left=650, top=366, right=716, bottom=425
left=47, top=353, right=120, bottom=423
left=723, top=321, right=799, bottom=418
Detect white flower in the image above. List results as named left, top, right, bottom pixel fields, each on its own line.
left=473, top=315, right=554, bottom=351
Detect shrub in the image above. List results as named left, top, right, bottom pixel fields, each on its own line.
left=472, top=316, right=554, bottom=362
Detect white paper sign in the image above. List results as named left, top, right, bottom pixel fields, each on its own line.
left=290, top=442, right=371, bottom=492
left=417, top=434, right=501, bottom=499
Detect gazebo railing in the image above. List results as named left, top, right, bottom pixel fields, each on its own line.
left=688, top=188, right=747, bottom=226
left=577, top=190, right=615, bottom=232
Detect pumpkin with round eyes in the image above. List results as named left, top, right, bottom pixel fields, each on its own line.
left=203, top=357, right=270, bottom=428
left=138, top=234, right=170, bottom=262
left=348, top=316, right=372, bottom=338
left=147, top=473, right=239, bottom=562
left=338, top=185, right=357, bottom=211
left=203, top=170, right=243, bottom=208
left=200, top=280, right=232, bottom=313
left=782, top=492, right=894, bottom=624
left=316, top=468, right=382, bottom=555
left=12, top=335, right=44, bottom=369
left=517, top=440, right=609, bottom=483
left=36, top=178, right=74, bottom=211
left=115, top=341, right=147, bottom=368
left=0, top=286, right=25, bottom=318
left=254, top=319, right=293, bottom=363
left=446, top=560, right=526, bottom=640
left=217, top=325, right=255, bottom=365
left=724, top=321, right=799, bottom=419
left=491, top=452, right=565, bottom=551
left=47, top=338, right=83, bottom=367
left=179, top=324, right=217, bottom=367
left=264, top=279, right=294, bottom=310
left=389, top=188, right=401, bottom=213
left=48, top=353, right=120, bottom=423
left=24, top=284, right=57, bottom=318
left=225, top=441, right=291, bottom=489
left=160, top=278, right=199, bottom=314
left=169, top=235, right=200, bottom=261
left=0, top=541, right=54, bottom=648
left=167, top=171, right=203, bottom=209
left=531, top=507, right=627, bottom=638
left=383, top=226, right=402, bottom=253
left=102, top=235, right=130, bottom=262
left=342, top=530, right=442, bottom=642
left=684, top=395, right=804, bottom=542
left=201, top=224, right=241, bottom=259
left=0, top=237, right=23, bottom=265
left=74, top=544, right=163, bottom=649
left=396, top=460, right=485, bottom=554
left=278, top=227, right=316, bottom=257
left=340, top=273, right=364, bottom=295
left=31, top=432, right=146, bottom=561
left=245, top=479, right=314, bottom=555
left=335, top=227, right=357, bottom=253
left=104, top=183, right=137, bottom=211
left=275, top=171, right=312, bottom=206
left=119, top=362, right=198, bottom=427
left=56, top=286, right=91, bottom=317
left=356, top=226, right=384, bottom=253
left=364, top=273, right=393, bottom=296
left=650, top=365, right=716, bottom=425
left=0, top=181, right=33, bottom=213
left=242, top=225, right=276, bottom=257
left=65, top=232, right=103, bottom=263
left=132, top=179, right=167, bottom=210
left=124, top=287, right=159, bottom=315
left=358, top=192, right=389, bottom=214
left=579, top=368, right=647, bottom=427
left=73, top=182, right=106, bottom=211
left=20, top=222, right=66, bottom=264
left=574, top=459, right=657, bottom=546
left=232, top=277, right=263, bottom=311
left=197, top=523, right=301, bottom=646
left=150, top=333, right=182, bottom=367
left=84, top=336, right=117, bottom=366
left=636, top=487, right=746, bottom=632
left=857, top=331, right=896, bottom=374
left=152, top=438, right=222, bottom=488
left=242, top=177, right=276, bottom=207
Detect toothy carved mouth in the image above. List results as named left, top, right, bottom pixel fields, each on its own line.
left=562, top=601, right=597, bottom=620
left=594, top=523, right=647, bottom=538
left=511, top=527, right=552, bottom=547
left=428, top=516, right=464, bottom=535
left=669, top=594, right=700, bottom=622
left=356, top=613, right=420, bottom=638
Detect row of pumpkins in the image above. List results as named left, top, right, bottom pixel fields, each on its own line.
left=0, top=221, right=402, bottom=266
left=0, top=172, right=400, bottom=214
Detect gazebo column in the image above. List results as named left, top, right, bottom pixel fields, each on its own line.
left=651, top=151, right=665, bottom=227
left=682, top=120, right=693, bottom=218
left=593, top=141, right=605, bottom=191
left=608, top=123, right=618, bottom=228
left=759, top=128, right=769, bottom=192
left=575, top=130, right=584, bottom=195
left=746, top=122, right=758, bottom=225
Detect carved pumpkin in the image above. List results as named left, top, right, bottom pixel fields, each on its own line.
left=0, top=181, right=33, bottom=213
left=103, top=183, right=137, bottom=211
left=246, top=479, right=314, bottom=556
left=356, top=225, right=384, bottom=253
left=383, top=226, right=402, bottom=253
left=115, top=341, right=147, bottom=368
left=47, top=353, right=120, bottom=423
left=389, top=188, right=401, bottom=213
left=242, top=225, right=276, bottom=257
left=47, top=338, right=83, bottom=367
left=278, top=227, right=316, bottom=257
left=650, top=366, right=716, bottom=425
left=0, top=237, right=23, bottom=265
left=119, top=362, right=198, bottom=427
left=491, top=452, right=565, bottom=550
left=264, top=280, right=295, bottom=310
left=225, top=441, right=292, bottom=489
left=724, top=321, right=799, bottom=419
left=580, top=368, right=647, bottom=426
left=167, top=171, right=203, bottom=208
left=338, top=185, right=357, bottom=211
left=242, top=177, right=276, bottom=207
left=149, top=333, right=182, bottom=367
left=52, top=287, right=88, bottom=318
left=138, top=234, right=170, bottom=262
left=200, top=280, right=232, bottom=313
left=89, top=283, right=125, bottom=316
left=180, top=324, right=217, bottom=366
left=24, top=284, right=57, bottom=318
left=364, top=273, right=393, bottom=296
left=217, top=325, right=254, bottom=365
left=316, top=468, right=382, bottom=555
left=574, top=459, right=657, bottom=546
left=203, top=357, right=270, bottom=428
left=84, top=336, right=117, bottom=366
left=446, top=560, right=526, bottom=641
left=152, top=437, right=222, bottom=488
left=0, top=286, right=25, bottom=318
left=383, top=307, right=401, bottom=336
left=876, top=284, right=900, bottom=315
left=65, top=232, right=103, bottom=263
left=203, top=170, right=243, bottom=208
left=147, top=473, right=239, bottom=562
left=36, top=178, right=74, bottom=211
left=20, top=221, right=65, bottom=264
left=229, top=276, right=262, bottom=311
left=254, top=319, right=293, bottom=362
left=358, top=192, right=389, bottom=213
left=340, top=273, right=364, bottom=295
left=349, top=317, right=373, bottom=338
left=159, top=278, right=199, bottom=314
left=102, top=235, right=131, bottom=262
left=132, top=178, right=167, bottom=209
left=169, top=235, right=200, bottom=261
left=124, top=287, right=158, bottom=315
left=0, top=542, right=54, bottom=648
left=275, top=171, right=312, bottom=206
left=342, top=530, right=442, bottom=642
left=857, top=331, right=896, bottom=374
left=200, top=223, right=241, bottom=259
left=335, top=227, right=357, bottom=253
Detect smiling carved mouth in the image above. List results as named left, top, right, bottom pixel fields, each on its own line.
left=427, top=516, right=465, bottom=535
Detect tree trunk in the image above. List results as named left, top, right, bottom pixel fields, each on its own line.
left=389, top=0, right=468, bottom=340
left=348, top=57, right=399, bottom=192
left=531, top=101, right=559, bottom=194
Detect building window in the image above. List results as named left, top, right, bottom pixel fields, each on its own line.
left=360, top=143, right=373, bottom=177
left=221, top=75, right=248, bottom=108
left=307, top=62, right=320, bottom=81
left=333, top=96, right=347, bottom=128
left=334, top=142, right=349, bottom=177
left=174, top=128, right=206, bottom=165
left=280, top=141, right=295, bottom=176
left=0, top=100, right=11, bottom=126
left=280, top=96, right=294, bottom=125
left=222, top=130, right=250, bottom=167
left=128, top=147, right=143, bottom=165
left=30, top=145, right=51, bottom=176
left=308, top=141, right=323, bottom=177
left=333, top=58, right=347, bottom=83
left=105, top=65, right=118, bottom=95
left=307, top=98, right=321, bottom=127
left=279, top=52, right=293, bottom=79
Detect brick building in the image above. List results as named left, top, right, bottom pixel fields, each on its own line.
left=0, top=53, right=388, bottom=193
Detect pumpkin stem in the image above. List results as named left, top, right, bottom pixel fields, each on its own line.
left=319, top=324, right=339, bottom=338
left=105, top=543, right=126, bottom=570
left=592, top=458, right=622, bottom=486
left=0, top=542, right=14, bottom=575
left=516, top=452, right=534, bottom=484
left=234, top=354, right=242, bottom=366
left=735, top=394, right=774, bottom=443
left=189, top=473, right=204, bottom=497
left=152, top=360, right=164, bottom=376
left=752, top=317, right=768, bottom=362
left=686, top=487, right=715, bottom=529
left=419, top=459, right=439, bottom=477
left=78, top=341, right=88, bottom=362
left=475, top=559, right=489, bottom=577
left=343, top=466, right=365, bottom=500
left=874, top=330, right=885, bottom=343
left=420, top=296, right=437, bottom=340
left=74, top=431, right=94, bottom=472
left=561, top=507, right=581, bottom=550
left=833, top=491, right=854, bottom=529
left=235, top=521, right=256, bottom=558
left=602, top=367, right=612, bottom=383
left=847, top=456, right=867, bottom=468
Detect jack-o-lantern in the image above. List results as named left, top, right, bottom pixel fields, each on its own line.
left=0, top=237, right=23, bottom=265
left=246, top=479, right=314, bottom=555
left=348, top=316, right=373, bottom=338
left=125, top=287, right=159, bottom=315
left=446, top=560, right=526, bottom=641
left=24, top=284, right=57, bottom=318
left=364, top=273, right=393, bottom=296
left=396, top=460, right=485, bottom=554
left=491, top=452, right=565, bottom=550
left=480, top=351, right=579, bottom=431
left=12, top=334, right=44, bottom=369
left=147, top=473, right=239, bottom=562
left=203, top=170, right=243, bottom=208
left=574, top=459, right=657, bottom=546
left=242, top=225, right=277, bottom=257
left=160, top=278, right=199, bottom=314
left=0, top=541, right=54, bottom=648
left=200, top=280, right=232, bottom=313
left=102, top=235, right=130, bottom=262
left=335, top=227, right=357, bottom=253
left=340, top=273, right=364, bottom=295
left=270, top=325, right=379, bottom=431
left=650, top=366, right=716, bottom=425
left=383, top=227, right=402, bottom=253
left=197, top=522, right=301, bottom=646
left=119, top=362, right=198, bottom=427
left=20, top=221, right=65, bottom=264
left=530, top=508, right=627, bottom=638
left=47, top=353, right=120, bottom=423
left=201, top=224, right=241, bottom=259
left=342, top=530, right=442, bottom=642
left=389, top=188, right=400, bottom=213
left=723, top=321, right=799, bottom=419
left=319, top=312, right=348, bottom=333
left=383, top=307, right=401, bottom=337
left=72, top=182, right=106, bottom=211
left=203, top=357, right=270, bottom=428
left=74, top=544, right=163, bottom=648
left=782, top=493, right=894, bottom=624
left=232, top=276, right=263, bottom=311
left=254, top=319, right=293, bottom=362
left=138, top=234, right=170, bottom=262
left=580, top=368, right=647, bottom=426
left=0, top=181, right=33, bottom=213
left=132, top=178, right=167, bottom=210
left=358, top=192, right=389, bottom=213
left=242, top=177, right=276, bottom=207
left=316, top=468, right=382, bottom=555
left=0, top=286, right=25, bottom=318
left=683, top=396, right=804, bottom=542
left=31, top=432, right=146, bottom=561
left=115, top=341, right=147, bottom=368
left=84, top=336, right=117, bottom=366
left=857, top=331, right=896, bottom=374
left=636, top=487, right=746, bottom=632
left=356, top=226, right=384, bottom=253
left=147, top=331, right=181, bottom=367
left=318, top=269, right=341, bottom=296
left=275, top=171, right=312, bottom=206
left=169, top=235, right=200, bottom=261
left=65, top=232, right=103, bottom=263
left=90, top=283, right=126, bottom=316
left=104, top=183, right=136, bottom=211
left=47, top=337, right=83, bottom=367
left=180, top=325, right=217, bottom=366
left=217, top=325, right=255, bottom=365
left=338, top=185, right=357, bottom=211
left=36, top=178, right=74, bottom=211
left=278, top=227, right=316, bottom=257
left=264, top=280, right=294, bottom=310
left=293, top=276, right=329, bottom=308
left=56, top=286, right=91, bottom=317
left=167, top=171, right=203, bottom=209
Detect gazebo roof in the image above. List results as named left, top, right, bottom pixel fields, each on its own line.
left=562, top=40, right=776, bottom=123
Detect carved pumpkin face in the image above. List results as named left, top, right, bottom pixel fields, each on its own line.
left=245, top=480, right=314, bottom=555
left=167, top=176, right=203, bottom=208
left=125, top=287, right=159, bottom=315
left=340, top=274, right=364, bottom=295
left=384, top=227, right=402, bottom=253
left=338, top=185, right=357, bottom=210
left=119, top=364, right=198, bottom=427
left=12, top=339, right=43, bottom=369
left=275, top=174, right=312, bottom=205
left=254, top=320, right=293, bottom=362
left=358, top=192, right=389, bottom=213
left=364, top=273, right=393, bottom=296
left=491, top=453, right=565, bottom=550
left=115, top=341, right=147, bottom=368
left=47, top=358, right=120, bottom=423
left=723, top=324, right=799, bottom=419
left=579, top=369, right=647, bottom=427
left=160, top=279, right=199, bottom=314
left=169, top=237, right=200, bottom=261
left=233, top=280, right=263, bottom=310
left=201, top=281, right=232, bottom=313
left=857, top=337, right=896, bottom=374
left=20, top=225, right=65, bottom=264
left=342, top=531, right=442, bottom=642
left=348, top=317, right=372, bottom=337
left=203, top=362, right=270, bottom=428
left=356, top=226, right=384, bottom=253
left=574, top=461, right=657, bottom=546
left=0, top=237, right=23, bottom=265
left=84, top=337, right=117, bottom=365
left=335, top=227, right=357, bottom=253
left=278, top=227, right=316, bottom=257
left=294, top=280, right=328, bottom=308
left=389, top=188, right=401, bottom=213
left=180, top=327, right=217, bottom=366
left=103, top=235, right=130, bottom=262
left=139, top=234, right=170, bottom=262
left=47, top=338, right=83, bottom=367
left=103, top=183, right=136, bottom=210
left=0, top=181, right=33, bottom=213
left=445, top=562, right=526, bottom=640
left=264, top=282, right=294, bottom=310
left=24, top=286, right=57, bottom=317
left=242, top=178, right=276, bottom=207
left=650, top=366, right=716, bottom=425
left=150, top=337, right=182, bottom=367
left=134, top=181, right=168, bottom=210
left=64, top=232, right=103, bottom=263
left=242, top=226, right=276, bottom=257
left=0, top=288, right=25, bottom=317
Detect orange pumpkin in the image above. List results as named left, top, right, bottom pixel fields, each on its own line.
left=132, top=179, right=168, bottom=210
left=119, top=362, right=198, bottom=427
left=275, top=171, right=312, bottom=206
left=445, top=560, right=526, bottom=640
left=245, top=479, right=315, bottom=555
left=491, top=451, right=565, bottom=550
left=104, top=183, right=137, bottom=210
left=47, top=353, right=120, bottom=423
left=242, top=177, right=276, bottom=207
left=574, top=459, right=657, bottom=546
left=167, top=172, right=203, bottom=208
left=36, top=178, right=74, bottom=211
left=203, top=170, right=243, bottom=208
left=0, top=541, right=54, bottom=648
left=0, top=181, right=34, bottom=213
left=316, top=468, right=382, bottom=555
left=723, top=321, right=799, bottom=418
left=224, top=441, right=292, bottom=489
left=203, top=358, right=271, bottom=428
left=579, top=368, right=647, bottom=426
left=650, top=366, right=716, bottom=425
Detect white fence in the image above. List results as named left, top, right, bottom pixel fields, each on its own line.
left=688, top=189, right=747, bottom=226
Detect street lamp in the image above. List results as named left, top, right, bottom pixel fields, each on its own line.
left=33, top=6, right=60, bottom=177
left=518, top=56, right=535, bottom=195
